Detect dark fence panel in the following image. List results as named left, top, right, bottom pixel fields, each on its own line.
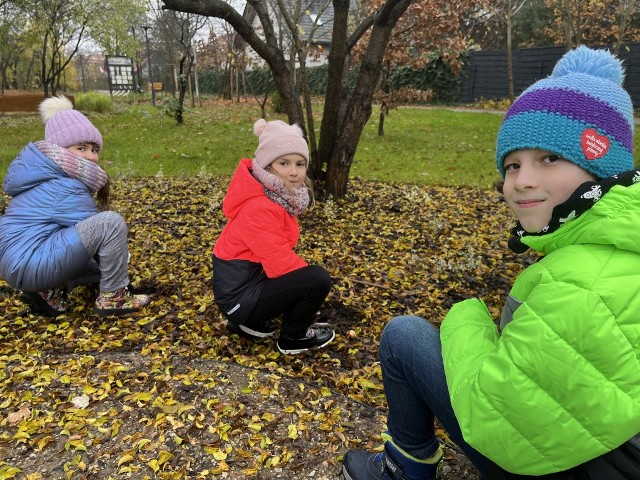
left=460, top=44, right=640, bottom=108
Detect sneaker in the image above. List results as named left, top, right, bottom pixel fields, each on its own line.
left=277, top=322, right=335, bottom=354
left=21, top=288, right=67, bottom=317
left=342, top=450, right=386, bottom=480
left=93, top=287, right=150, bottom=317
left=238, top=320, right=277, bottom=339
left=342, top=443, right=443, bottom=480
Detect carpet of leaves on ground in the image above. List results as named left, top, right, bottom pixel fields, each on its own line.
left=0, top=176, right=538, bottom=479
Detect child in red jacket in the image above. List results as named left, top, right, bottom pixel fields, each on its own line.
left=212, top=119, right=334, bottom=354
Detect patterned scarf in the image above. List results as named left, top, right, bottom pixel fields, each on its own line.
left=35, top=141, right=108, bottom=193
left=509, top=169, right=640, bottom=253
left=251, top=161, right=310, bottom=216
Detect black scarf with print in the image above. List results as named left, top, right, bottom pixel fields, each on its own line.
left=508, top=169, right=640, bottom=253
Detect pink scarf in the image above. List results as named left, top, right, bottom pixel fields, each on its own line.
left=35, top=141, right=108, bottom=193
left=251, top=162, right=310, bottom=216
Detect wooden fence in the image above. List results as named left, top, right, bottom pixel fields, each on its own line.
left=460, top=43, right=640, bottom=108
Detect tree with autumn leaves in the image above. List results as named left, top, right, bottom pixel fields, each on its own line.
left=159, top=0, right=640, bottom=198
left=475, top=0, right=640, bottom=54
left=544, top=0, right=640, bottom=53
left=368, top=1, right=484, bottom=136
left=160, top=0, right=487, bottom=198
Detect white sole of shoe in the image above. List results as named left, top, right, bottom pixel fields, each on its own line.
left=277, top=330, right=336, bottom=354
left=341, top=465, right=355, bottom=480
left=239, top=324, right=276, bottom=338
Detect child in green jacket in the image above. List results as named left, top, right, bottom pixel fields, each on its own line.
left=342, top=46, right=640, bottom=479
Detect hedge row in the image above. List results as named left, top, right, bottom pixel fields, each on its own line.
left=197, top=54, right=465, bottom=103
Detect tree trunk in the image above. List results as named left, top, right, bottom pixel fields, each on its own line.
left=315, top=0, right=351, bottom=180
left=1, top=67, right=7, bottom=93
left=561, top=0, right=574, bottom=48
left=176, top=55, right=188, bottom=124
left=223, top=63, right=231, bottom=99
left=506, top=0, right=514, bottom=100
left=295, top=48, right=318, bottom=178
left=324, top=88, right=374, bottom=196
left=41, top=37, right=49, bottom=97
left=161, top=0, right=409, bottom=197
left=25, top=53, right=35, bottom=90
left=324, top=0, right=409, bottom=197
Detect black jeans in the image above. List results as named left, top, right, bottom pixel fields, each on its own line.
left=243, top=265, right=331, bottom=339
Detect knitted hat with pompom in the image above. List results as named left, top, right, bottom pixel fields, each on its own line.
left=253, top=119, right=308, bottom=169
left=496, top=46, right=634, bottom=179
left=39, top=95, right=103, bottom=151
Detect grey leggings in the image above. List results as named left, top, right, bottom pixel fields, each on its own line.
left=75, top=211, right=129, bottom=292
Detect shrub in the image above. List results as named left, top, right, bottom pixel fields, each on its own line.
left=390, top=52, right=466, bottom=104
left=75, top=92, right=113, bottom=113
left=161, top=97, right=183, bottom=118
left=271, top=90, right=285, bottom=113
left=393, top=87, right=435, bottom=104
left=471, top=97, right=513, bottom=111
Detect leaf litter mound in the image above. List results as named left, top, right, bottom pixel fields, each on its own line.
left=0, top=177, right=537, bottom=479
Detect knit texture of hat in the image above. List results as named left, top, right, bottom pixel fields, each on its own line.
left=253, top=119, right=309, bottom=169
left=39, top=95, right=103, bottom=151
left=496, top=46, right=634, bottom=179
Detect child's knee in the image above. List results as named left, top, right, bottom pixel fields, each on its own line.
left=101, top=211, right=127, bottom=233
left=382, top=316, right=434, bottom=351
left=308, top=265, right=332, bottom=293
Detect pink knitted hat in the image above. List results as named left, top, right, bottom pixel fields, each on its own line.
left=39, top=95, right=103, bottom=151
left=253, top=119, right=309, bottom=169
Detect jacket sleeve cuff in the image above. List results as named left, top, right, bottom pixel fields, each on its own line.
left=441, top=298, right=500, bottom=385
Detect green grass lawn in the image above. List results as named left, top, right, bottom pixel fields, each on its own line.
left=354, top=107, right=502, bottom=187
left=2, top=98, right=503, bottom=189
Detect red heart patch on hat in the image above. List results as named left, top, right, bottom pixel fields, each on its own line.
left=581, top=128, right=609, bottom=160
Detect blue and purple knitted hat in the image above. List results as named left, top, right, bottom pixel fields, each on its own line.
left=496, top=46, right=634, bottom=179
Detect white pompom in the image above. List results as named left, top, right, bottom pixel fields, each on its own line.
left=290, top=123, right=303, bottom=136
left=253, top=118, right=268, bottom=137
left=39, top=95, right=73, bottom=124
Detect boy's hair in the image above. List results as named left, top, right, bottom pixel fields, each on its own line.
left=39, top=95, right=103, bottom=151
left=253, top=119, right=309, bottom=169
left=496, top=46, right=634, bottom=180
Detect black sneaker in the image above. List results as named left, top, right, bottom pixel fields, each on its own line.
left=238, top=320, right=277, bottom=339
left=342, top=444, right=443, bottom=480
left=342, top=450, right=385, bottom=480
left=277, top=323, right=335, bottom=354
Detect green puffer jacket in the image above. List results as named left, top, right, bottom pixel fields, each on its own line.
left=441, top=182, right=640, bottom=476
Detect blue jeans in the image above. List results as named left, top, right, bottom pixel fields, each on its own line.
left=380, top=315, right=490, bottom=478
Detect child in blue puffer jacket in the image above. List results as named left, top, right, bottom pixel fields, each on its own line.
left=0, top=95, right=150, bottom=317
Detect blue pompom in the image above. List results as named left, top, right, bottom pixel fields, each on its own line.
left=551, top=45, right=624, bottom=85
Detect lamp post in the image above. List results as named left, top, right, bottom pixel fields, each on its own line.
left=142, top=25, right=156, bottom=106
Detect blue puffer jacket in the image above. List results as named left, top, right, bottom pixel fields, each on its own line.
left=0, top=142, right=97, bottom=291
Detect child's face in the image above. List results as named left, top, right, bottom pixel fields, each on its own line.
left=68, top=142, right=100, bottom=164
left=268, top=154, right=307, bottom=188
left=503, top=149, right=596, bottom=233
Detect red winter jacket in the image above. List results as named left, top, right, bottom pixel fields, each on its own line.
left=213, top=158, right=307, bottom=276
left=212, top=159, right=307, bottom=324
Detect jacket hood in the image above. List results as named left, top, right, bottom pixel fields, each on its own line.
left=222, top=158, right=265, bottom=220
left=524, top=182, right=640, bottom=255
left=3, top=142, right=65, bottom=197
